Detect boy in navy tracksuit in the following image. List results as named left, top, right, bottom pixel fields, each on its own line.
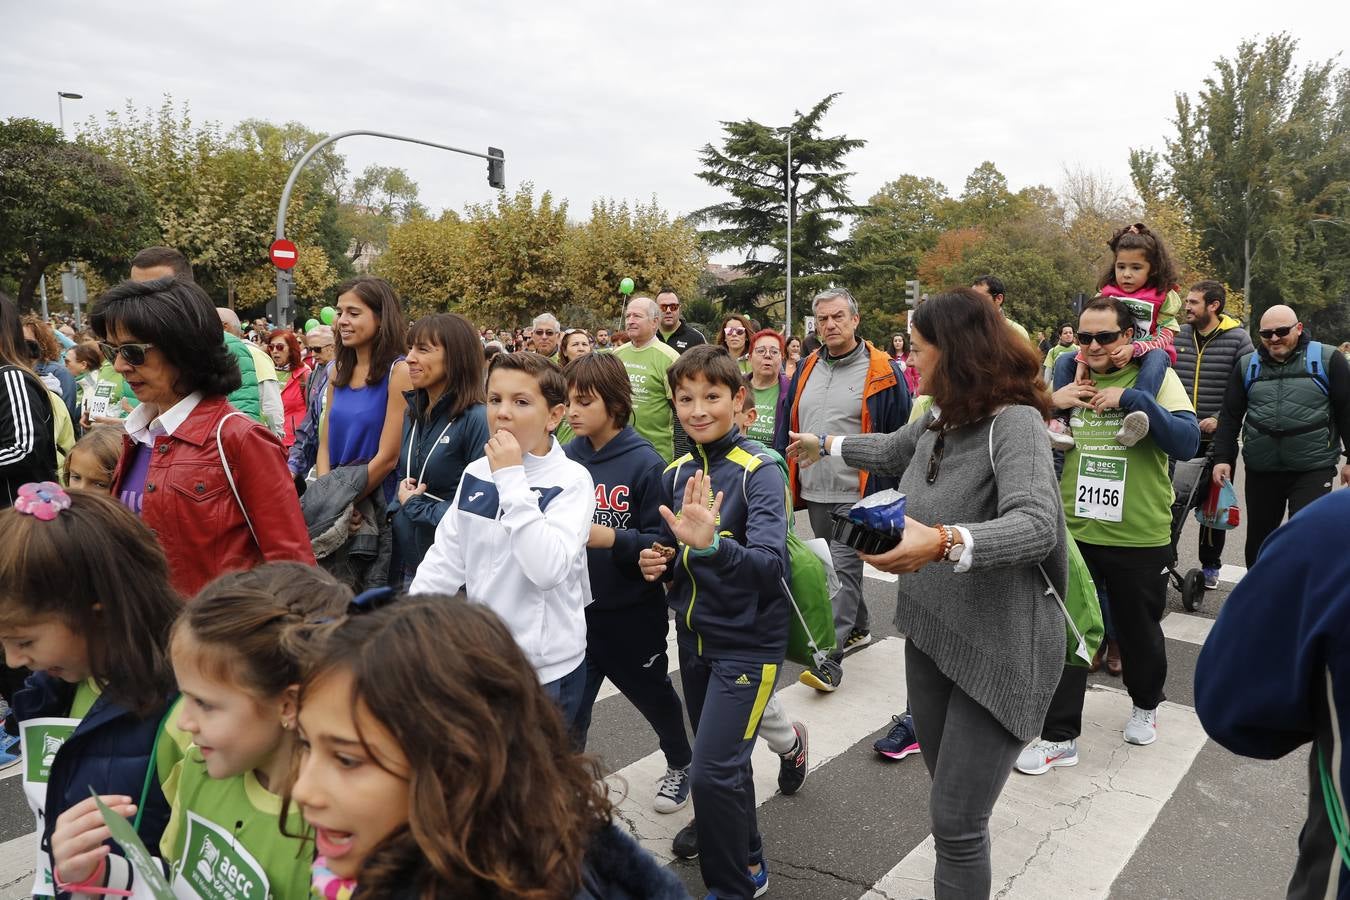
left=640, top=345, right=790, bottom=900
left=562, top=353, right=694, bottom=810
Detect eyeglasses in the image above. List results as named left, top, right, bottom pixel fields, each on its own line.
left=752, top=347, right=781, bottom=357
left=268, top=343, right=288, bottom=352
left=926, top=430, right=946, bottom=484
left=1075, top=330, right=1123, bottom=347
left=533, top=328, right=557, bottom=337
left=1258, top=325, right=1297, bottom=341
left=659, top=303, right=680, bottom=311
left=98, top=340, right=156, bottom=366
left=724, top=326, right=746, bottom=336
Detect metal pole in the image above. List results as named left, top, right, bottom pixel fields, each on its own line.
left=39, top=275, right=48, bottom=320
left=785, top=128, right=793, bottom=335
left=273, top=130, right=504, bottom=324
left=57, top=95, right=64, bottom=135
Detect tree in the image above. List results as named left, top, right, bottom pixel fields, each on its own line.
left=455, top=184, right=570, bottom=326
left=341, top=165, right=427, bottom=266
left=1147, top=34, right=1350, bottom=326
left=0, top=118, right=155, bottom=309
left=841, top=175, right=950, bottom=320
left=373, top=213, right=470, bottom=319
left=563, top=199, right=704, bottom=326
left=692, top=94, right=866, bottom=320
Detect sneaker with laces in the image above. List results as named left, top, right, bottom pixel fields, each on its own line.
left=0, top=732, right=20, bottom=773
left=1048, top=418, right=1076, bottom=451
left=1116, top=410, right=1151, bottom=447
left=653, top=765, right=691, bottom=813
left=843, top=628, right=872, bottom=652
left=1124, top=706, right=1158, bottom=745
left=777, top=722, right=808, bottom=795
left=1202, top=566, right=1220, bottom=590
left=874, top=712, right=920, bottom=760
left=672, top=820, right=699, bottom=859
left=798, top=657, right=843, bottom=693
left=1015, top=738, right=1078, bottom=775
left=750, top=857, right=769, bottom=898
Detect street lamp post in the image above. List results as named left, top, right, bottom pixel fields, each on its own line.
left=272, top=130, right=505, bottom=323
left=56, top=91, right=83, bottom=136
left=781, top=126, right=793, bottom=335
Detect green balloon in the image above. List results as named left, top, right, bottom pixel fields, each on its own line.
left=619, top=277, right=635, bottom=295
left=320, top=305, right=337, bottom=325
left=304, top=318, right=320, bottom=333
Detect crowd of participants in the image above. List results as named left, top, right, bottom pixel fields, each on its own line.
left=0, top=224, right=1347, bottom=899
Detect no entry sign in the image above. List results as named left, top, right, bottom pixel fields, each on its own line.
left=269, top=238, right=298, bottom=270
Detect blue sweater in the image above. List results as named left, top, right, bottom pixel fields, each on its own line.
left=1195, top=490, right=1350, bottom=898
left=659, top=427, right=790, bottom=663
left=564, top=426, right=668, bottom=613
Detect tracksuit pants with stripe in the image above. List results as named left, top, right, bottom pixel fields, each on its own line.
left=680, top=646, right=779, bottom=900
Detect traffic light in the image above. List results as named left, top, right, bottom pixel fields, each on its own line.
left=905, top=279, right=921, bottom=307
left=487, top=147, right=505, bottom=190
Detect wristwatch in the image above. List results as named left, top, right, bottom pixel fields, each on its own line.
left=944, top=526, right=964, bottom=562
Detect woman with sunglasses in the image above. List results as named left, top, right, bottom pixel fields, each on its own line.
left=92, top=277, right=315, bottom=596
left=716, top=314, right=755, bottom=373
left=788, top=288, right=1066, bottom=898
left=0, top=292, right=58, bottom=507
left=267, top=329, right=311, bottom=452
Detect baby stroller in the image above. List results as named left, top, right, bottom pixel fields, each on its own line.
left=1167, top=451, right=1213, bottom=612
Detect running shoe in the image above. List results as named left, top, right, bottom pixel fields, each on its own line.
left=798, top=657, right=843, bottom=693
left=1203, top=566, right=1221, bottom=590
left=1116, top=410, right=1151, bottom=447
left=751, top=857, right=769, bottom=898
left=777, top=722, right=808, bottom=795
left=1124, top=706, right=1158, bottom=745
left=874, top=712, right=920, bottom=760
left=1015, top=739, right=1078, bottom=775
left=843, top=628, right=872, bottom=652
left=672, top=820, right=699, bottom=859
left=653, top=765, right=691, bottom=813
left=0, top=732, right=20, bottom=773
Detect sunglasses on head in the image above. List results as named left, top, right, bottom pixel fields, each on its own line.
left=1258, top=325, right=1297, bottom=340
left=1076, top=330, right=1123, bottom=347
left=98, top=340, right=155, bottom=366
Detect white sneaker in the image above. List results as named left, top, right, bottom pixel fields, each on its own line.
left=653, top=765, right=691, bottom=813
left=1124, top=706, right=1158, bottom=745
left=1116, top=410, right=1151, bottom=447
left=1015, top=738, right=1078, bottom=775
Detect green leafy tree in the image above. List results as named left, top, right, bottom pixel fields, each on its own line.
left=1145, top=34, right=1350, bottom=330
left=341, top=165, right=427, bottom=265
left=373, top=213, right=470, bottom=318
left=692, top=93, right=866, bottom=321
left=842, top=175, right=951, bottom=321
left=0, top=118, right=155, bottom=309
left=455, top=184, right=569, bottom=326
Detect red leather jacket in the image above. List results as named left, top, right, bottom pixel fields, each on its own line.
left=110, top=394, right=316, bottom=597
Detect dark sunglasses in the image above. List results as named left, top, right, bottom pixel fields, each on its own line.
left=926, top=430, right=946, bottom=485
left=98, top=340, right=156, bottom=366
left=1076, top=330, right=1123, bottom=347
left=1258, top=325, right=1297, bottom=341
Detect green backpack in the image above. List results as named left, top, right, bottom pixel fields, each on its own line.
left=738, top=450, right=838, bottom=667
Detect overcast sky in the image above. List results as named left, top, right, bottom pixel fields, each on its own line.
left=6, top=1, right=1346, bottom=264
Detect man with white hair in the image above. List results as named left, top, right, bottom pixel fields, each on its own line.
left=531, top=312, right=562, bottom=360
left=613, top=296, right=680, bottom=462
left=218, top=307, right=285, bottom=439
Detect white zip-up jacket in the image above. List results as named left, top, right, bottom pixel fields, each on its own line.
left=410, top=438, right=595, bottom=685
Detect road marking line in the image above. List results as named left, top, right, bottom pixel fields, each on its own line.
left=1161, top=611, right=1214, bottom=646
left=1, top=833, right=33, bottom=900
left=605, top=636, right=908, bottom=864
left=864, top=563, right=897, bottom=583
left=1219, top=563, right=1246, bottom=585
left=863, top=684, right=1208, bottom=899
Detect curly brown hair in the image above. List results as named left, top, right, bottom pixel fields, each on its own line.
left=293, top=595, right=612, bottom=898
left=912, top=288, right=1050, bottom=429
left=20, top=314, right=60, bottom=362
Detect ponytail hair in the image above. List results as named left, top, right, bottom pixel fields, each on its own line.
left=0, top=491, right=180, bottom=716
left=1099, top=222, right=1179, bottom=293
left=173, top=563, right=352, bottom=699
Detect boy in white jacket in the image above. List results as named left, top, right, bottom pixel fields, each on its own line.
left=411, top=352, right=595, bottom=732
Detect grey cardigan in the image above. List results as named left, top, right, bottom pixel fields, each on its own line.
left=840, top=404, right=1066, bottom=741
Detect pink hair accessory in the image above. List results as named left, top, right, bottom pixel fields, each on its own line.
left=15, top=482, right=72, bottom=521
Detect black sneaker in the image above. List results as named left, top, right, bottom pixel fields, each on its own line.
left=843, top=628, right=872, bottom=653
left=777, top=721, right=809, bottom=795
left=798, top=657, right=843, bottom=693
left=672, top=820, right=699, bottom=859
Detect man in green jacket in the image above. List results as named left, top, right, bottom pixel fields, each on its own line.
left=1212, top=304, right=1350, bottom=565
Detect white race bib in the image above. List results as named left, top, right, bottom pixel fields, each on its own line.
left=20, top=716, right=81, bottom=896
left=87, top=380, right=119, bottom=420
left=172, top=812, right=270, bottom=900
left=1075, top=454, right=1127, bottom=522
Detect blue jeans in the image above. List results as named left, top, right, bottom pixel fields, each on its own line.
left=542, top=660, right=588, bottom=745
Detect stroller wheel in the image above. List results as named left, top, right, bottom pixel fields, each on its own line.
left=1181, top=568, right=1205, bottom=612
